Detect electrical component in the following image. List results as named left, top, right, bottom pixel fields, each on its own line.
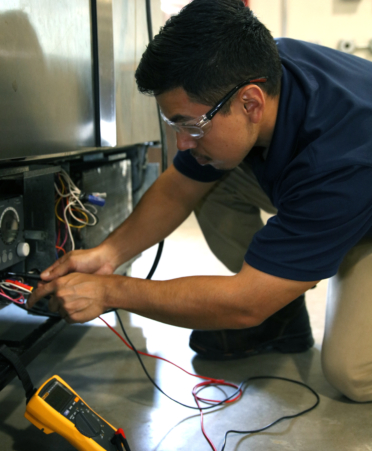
left=3, top=279, right=33, bottom=292
left=0, top=196, right=30, bottom=271
left=0, top=277, right=33, bottom=305
left=79, top=193, right=106, bottom=207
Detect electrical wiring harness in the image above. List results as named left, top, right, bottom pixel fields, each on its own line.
left=54, top=169, right=100, bottom=254
left=0, top=278, right=33, bottom=305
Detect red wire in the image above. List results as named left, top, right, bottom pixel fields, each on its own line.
left=99, top=316, right=242, bottom=450
left=192, top=381, right=243, bottom=451
left=0, top=289, right=25, bottom=304
left=99, top=316, right=225, bottom=383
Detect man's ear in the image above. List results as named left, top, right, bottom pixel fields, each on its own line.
left=240, top=86, right=265, bottom=124
left=242, top=0, right=250, bottom=7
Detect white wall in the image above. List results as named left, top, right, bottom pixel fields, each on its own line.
left=250, top=0, right=372, bottom=61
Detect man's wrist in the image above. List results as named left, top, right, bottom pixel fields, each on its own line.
left=102, top=274, right=130, bottom=311
left=96, top=240, right=125, bottom=272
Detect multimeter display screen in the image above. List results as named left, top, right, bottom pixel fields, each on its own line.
left=44, top=383, right=74, bottom=412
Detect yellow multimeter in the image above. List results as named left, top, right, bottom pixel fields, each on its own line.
left=25, top=375, right=127, bottom=451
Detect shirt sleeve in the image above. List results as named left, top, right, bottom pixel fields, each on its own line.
left=245, top=165, right=372, bottom=281
left=173, top=149, right=227, bottom=182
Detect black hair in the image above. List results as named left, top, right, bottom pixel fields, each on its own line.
left=135, top=0, right=282, bottom=109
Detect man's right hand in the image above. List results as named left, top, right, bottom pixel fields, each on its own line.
left=40, top=247, right=116, bottom=282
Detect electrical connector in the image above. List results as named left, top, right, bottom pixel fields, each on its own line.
left=79, top=193, right=106, bottom=207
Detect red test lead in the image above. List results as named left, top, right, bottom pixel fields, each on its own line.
left=111, top=428, right=132, bottom=451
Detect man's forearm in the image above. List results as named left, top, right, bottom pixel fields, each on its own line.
left=104, top=264, right=318, bottom=330
left=106, top=274, right=257, bottom=330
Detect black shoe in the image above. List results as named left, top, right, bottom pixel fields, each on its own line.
left=189, top=295, right=314, bottom=360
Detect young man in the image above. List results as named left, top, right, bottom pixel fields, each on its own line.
left=28, top=0, right=372, bottom=402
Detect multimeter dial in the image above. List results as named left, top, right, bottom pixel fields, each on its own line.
left=75, top=411, right=101, bottom=437
left=0, top=207, right=19, bottom=245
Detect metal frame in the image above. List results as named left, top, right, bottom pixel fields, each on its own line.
left=0, top=316, right=66, bottom=392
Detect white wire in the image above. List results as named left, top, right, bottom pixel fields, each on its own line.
left=84, top=203, right=98, bottom=215
left=58, top=170, right=97, bottom=226
left=54, top=182, right=70, bottom=198
left=55, top=169, right=81, bottom=198
left=0, top=282, right=32, bottom=295
left=68, top=198, right=97, bottom=226
left=1, top=281, right=32, bottom=293
left=56, top=170, right=99, bottom=251
left=63, top=202, right=75, bottom=251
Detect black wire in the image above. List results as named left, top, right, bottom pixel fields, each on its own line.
left=114, top=310, right=239, bottom=411
left=145, top=0, right=168, bottom=172
left=17, top=303, right=61, bottom=318
left=142, top=0, right=167, bottom=283
left=145, top=241, right=164, bottom=280
left=114, top=310, right=320, bottom=434
left=220, top=376, right=320, bottom=451
left=145, top=0, right=153, bottom=42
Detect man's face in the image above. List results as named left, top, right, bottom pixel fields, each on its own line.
left=156, top=87, right=260, bottom=171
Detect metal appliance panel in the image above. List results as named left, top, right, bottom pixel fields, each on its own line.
left=80, top=160, right=133, bottom=274
left=113, top=0, right=161, bottom=146
left=94, top=0, right=117, bottom=147
left=0, top=0, right=95, bottom=161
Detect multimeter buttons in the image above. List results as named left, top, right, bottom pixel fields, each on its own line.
left=75, top=411, right=101, bottom=437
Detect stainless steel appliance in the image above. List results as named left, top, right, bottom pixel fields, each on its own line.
left=0, top=0, right=160, bottom=162
left=0, top=0, right=162, bottom=392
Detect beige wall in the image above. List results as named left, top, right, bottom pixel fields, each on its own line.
left=250, top=0, right=372, bottom=61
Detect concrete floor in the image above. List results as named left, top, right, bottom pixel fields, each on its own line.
left=1, top=213, right=372, bottom=450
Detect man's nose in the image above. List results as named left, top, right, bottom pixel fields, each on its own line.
left=176, top=131, right=197, bottom=151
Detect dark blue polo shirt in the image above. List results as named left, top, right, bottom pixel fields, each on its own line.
left=173, top=38, right=372, bottom=281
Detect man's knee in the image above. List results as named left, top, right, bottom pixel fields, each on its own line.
left=322, top=349, right=372, bottom=402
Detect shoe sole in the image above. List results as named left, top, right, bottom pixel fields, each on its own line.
left=190, top=331, right=315, bottom=361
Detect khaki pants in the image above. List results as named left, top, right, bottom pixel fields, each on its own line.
left=195, top=162, right=372, bottom=402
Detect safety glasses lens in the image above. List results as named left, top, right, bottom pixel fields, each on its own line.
left=182, top=126, right=204, bottom=138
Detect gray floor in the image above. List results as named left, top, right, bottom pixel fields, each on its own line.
left=1, top=213, right=372, bottom=450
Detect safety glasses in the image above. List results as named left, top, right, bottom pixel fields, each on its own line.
left=161, top=77, right=268, bottom=139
